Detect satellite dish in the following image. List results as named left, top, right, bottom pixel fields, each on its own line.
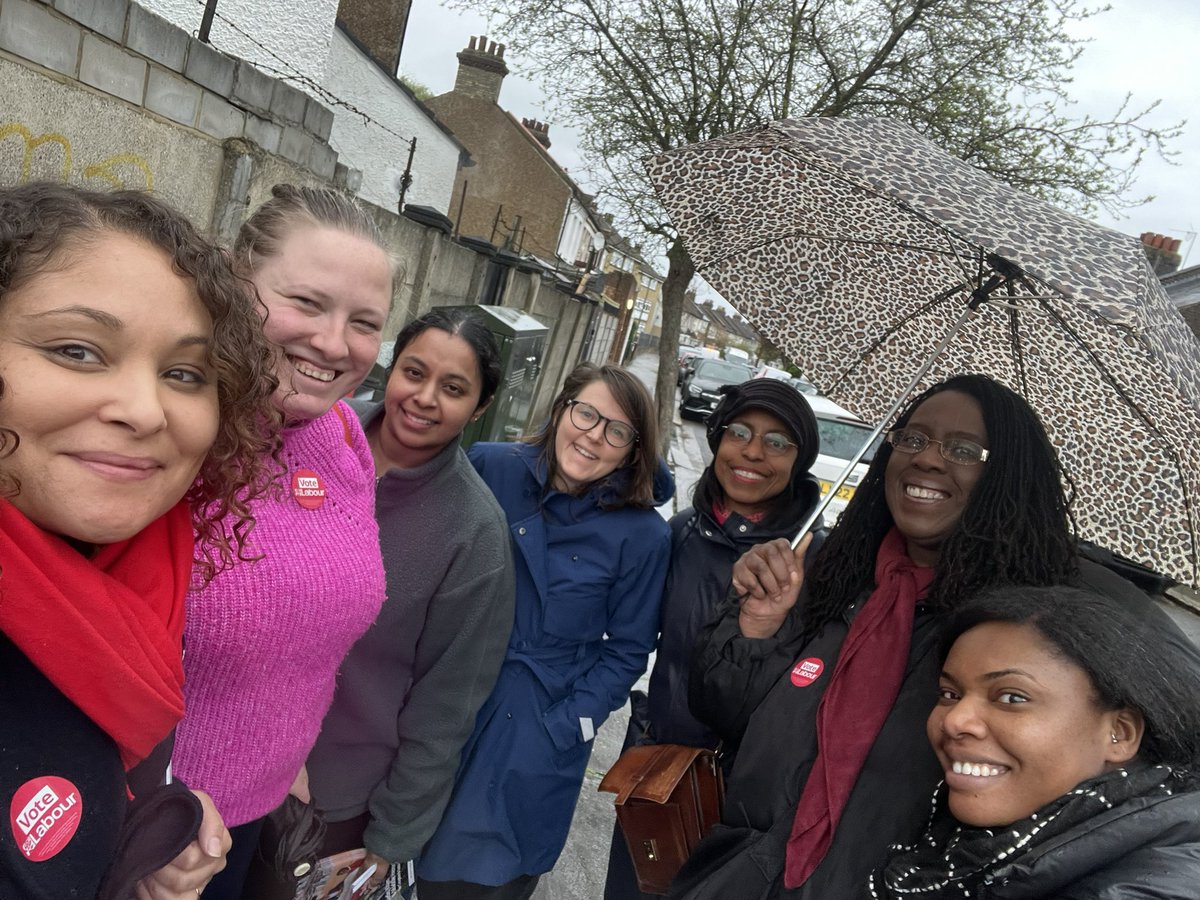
left=591, top=232, right=605, bottom=251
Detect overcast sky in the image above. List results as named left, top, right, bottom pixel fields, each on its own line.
left=400, top=0, right=1200, bottom=269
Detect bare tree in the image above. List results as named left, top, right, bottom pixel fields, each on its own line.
left=459, top=0, right=1180, bottom=447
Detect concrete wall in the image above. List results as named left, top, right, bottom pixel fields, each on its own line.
left=0, top=0, right=342, bottom=206
left=139, top=0, right=336, bottom=90
left=326, top=27, right=459, bottom=214
left=0, top=0, right=589, bottom=433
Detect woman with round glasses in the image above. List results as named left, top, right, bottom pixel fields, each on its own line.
left=667, top=373, right=1199, bottom=900
left=604, top=378, right=822, bottom=899
left=418, top=362, right=673, bottom=900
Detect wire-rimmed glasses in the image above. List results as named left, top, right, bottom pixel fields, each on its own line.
left=720, top=422, right=797, bottom=456
left=886, top=428, right=990, bottom=465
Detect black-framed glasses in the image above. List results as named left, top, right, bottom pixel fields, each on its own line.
left=720, top=422, right=797, bottom=456
left=565, top=399, right=639, bottom=448
left=886, top=428, right=990, bottom=466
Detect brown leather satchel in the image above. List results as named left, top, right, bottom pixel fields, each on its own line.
left=599, top=744, right=725, bottom=895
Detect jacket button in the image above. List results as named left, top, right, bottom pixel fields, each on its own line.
left=507, top=713, right=513, bottom=719
left=739, top=524, right=747, bottom=532
left=518, top=527, right=526, bottom=535
left=704, top=530, right=712, bottom=536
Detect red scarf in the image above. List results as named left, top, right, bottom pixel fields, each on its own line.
left=784, top=527, right=934, bottom=888
left=0, top=498, right=191, bottom=769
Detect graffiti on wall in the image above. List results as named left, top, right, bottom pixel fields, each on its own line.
left=1, top=123, right=154, bottom=190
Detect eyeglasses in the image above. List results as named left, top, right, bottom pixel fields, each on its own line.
left=886, top=428, right=990, bottom=466
left=720, top=422, right=797, bottom=456
left=565, top=400, right=639, bottom=448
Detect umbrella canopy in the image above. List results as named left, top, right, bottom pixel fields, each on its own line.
left=645, top=117, right=1200, bottom=586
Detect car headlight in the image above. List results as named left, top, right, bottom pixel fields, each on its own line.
left=686, top=383, right=701, bottom=397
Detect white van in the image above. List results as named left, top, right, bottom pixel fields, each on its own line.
left=803, top=394, right=882, bottom=523
left=723, top=347, right=750, bottom=364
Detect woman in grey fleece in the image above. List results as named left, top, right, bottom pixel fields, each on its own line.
left=306, top=308, right=516, bottom=894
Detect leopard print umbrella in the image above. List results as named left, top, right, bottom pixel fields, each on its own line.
left=645, top=117, right=1200, bottom=586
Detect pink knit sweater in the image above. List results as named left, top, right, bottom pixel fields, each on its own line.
left=173, top=403, right=385, bottom=826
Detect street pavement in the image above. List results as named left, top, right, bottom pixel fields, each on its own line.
left=530, top=352, right=1200, bottom=899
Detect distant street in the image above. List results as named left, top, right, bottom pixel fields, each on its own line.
left=531, top=351, right=1200, bottom=899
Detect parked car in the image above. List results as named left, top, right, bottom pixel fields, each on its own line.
left=677, top=346, right=719, bottom=384
left=789, top=375, right=820, bottom=396
left=752, top=364, right=792, bottom=382
left=803, top=394, right=882, bottom=522
left=679, top=357, right=754, bottom=419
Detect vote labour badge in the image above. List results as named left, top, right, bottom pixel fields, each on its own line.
left=9, top=776, right=83, bottom=862
left=291, top=468, right=327, bottom=510
left=790, top=657, right=825, bottom=688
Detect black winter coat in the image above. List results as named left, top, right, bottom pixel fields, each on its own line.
left=670, top=559, right=1200, bottom=900
left=605, top=488, right=824, bottom=900
left=1, top=634, right=201, bottom=900
left=978, top=788, right=1200, bottom=899
left=647, top=498, right=826, bottom=749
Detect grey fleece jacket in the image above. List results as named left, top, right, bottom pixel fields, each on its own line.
left=306, top=401, right=516, bottom=863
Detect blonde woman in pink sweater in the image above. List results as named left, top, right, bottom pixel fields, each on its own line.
left=172, top=185, right=393, bottom=899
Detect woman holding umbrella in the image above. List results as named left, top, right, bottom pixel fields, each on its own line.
left=669, top=373, right=1200, bottom=900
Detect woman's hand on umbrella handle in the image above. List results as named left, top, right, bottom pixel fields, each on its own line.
left=734, top=534, right=812, bottom=639
left=134, top=790, right=229, bottom=899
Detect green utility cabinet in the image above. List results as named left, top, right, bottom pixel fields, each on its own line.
left=433, top=305, right=549, bottom=450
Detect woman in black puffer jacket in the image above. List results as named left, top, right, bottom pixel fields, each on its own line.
left=604, top=378, right=825, bottom=900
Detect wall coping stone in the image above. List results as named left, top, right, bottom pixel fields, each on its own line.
left=184, top=37, right=234, bottom=95
left=144, top=65, right=200, bottom=127
left=0, top=0, right=82, bottom=76
left=197, top=89, right=246, bottom=140
left=53, top=0, right=128, bottom=42
left=270, top=79, right=309, bottom=126
left=126, top=4, right=185, bottom=71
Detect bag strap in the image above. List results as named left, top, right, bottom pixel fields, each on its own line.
left=332, top=402, right=354, bottom=448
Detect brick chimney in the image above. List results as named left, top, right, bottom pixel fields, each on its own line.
left=1141, top=232, right=1183, bottom=277
left=521, top=117, right=551, bottom=149
left=335, top=0, right=412, bottom=75
left=453, top=35, right=509, bottom=104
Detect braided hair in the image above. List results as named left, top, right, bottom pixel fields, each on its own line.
left=802, top=374, right=1077, bottom=631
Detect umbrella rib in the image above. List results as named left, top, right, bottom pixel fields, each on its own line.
left=1036, top=297, right=1198, bottom=585
left=827, top=282, right=970, bottom=395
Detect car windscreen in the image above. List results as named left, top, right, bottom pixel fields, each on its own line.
left=695, top=360, right=752, bottom=383
left=816, top=417, right=880, bottom=463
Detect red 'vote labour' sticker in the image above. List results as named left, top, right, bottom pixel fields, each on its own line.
left=790, top=657, right=825, bottom=687
left=291, top=468, right=326, bottom=510
left=9, top=775, right=84, bottom=862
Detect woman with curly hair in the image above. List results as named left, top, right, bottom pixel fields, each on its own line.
left=671, top=374, right=1200, bottom=899
left=170, top=184, right=395, bottom=899
left=0, top=181, right=278, bottom=899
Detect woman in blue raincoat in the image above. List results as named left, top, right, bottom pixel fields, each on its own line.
left=418, top=362, right=673, bottom=900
